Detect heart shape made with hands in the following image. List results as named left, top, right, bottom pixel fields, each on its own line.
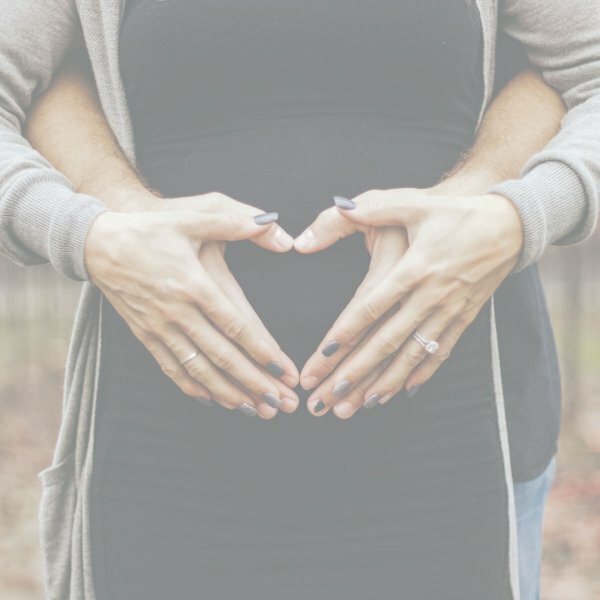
left=223, top=193, right=412, bottom=418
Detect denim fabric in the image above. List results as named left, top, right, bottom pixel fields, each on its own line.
left=515, top=455, right=557, bottom=600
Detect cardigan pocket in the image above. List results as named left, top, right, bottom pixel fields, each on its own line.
left=37, top=451, right=77, bottom=600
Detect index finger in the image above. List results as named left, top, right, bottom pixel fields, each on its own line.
left=303, top=251, right=422, bottom=380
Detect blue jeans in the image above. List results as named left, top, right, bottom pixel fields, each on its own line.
left=514, top=456, right=557, bottom=600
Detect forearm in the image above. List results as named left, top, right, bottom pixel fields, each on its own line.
left=25, top=53, right=565, bottom=210
left=24, top=49, right=160, bottom=211
left=434, top=69, right=565, bottom=196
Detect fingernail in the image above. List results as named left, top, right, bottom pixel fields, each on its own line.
left=378, top=394, right=392, bottom=405
left=274, top=227, right=294, bottom=249
left=332, top=379, right=352, bottom=398
left=254, top=212, right=279, bottom=225
left=196, top=396, right=213, bottom=407
left=406, top=384, right=421, bottom=398
left=262, top=392, right=282, bottom=409
left=334, top=401, right=354, bottom=418
left=314, top=399, right=326, bottom=413
left=321, top=340, right=340, bottom=357
left=333, top=196, right=356, bottom=210
left=237, top=402, right=257, bottom=417
left=294, top=227, right=315, bottom=250
left=266, top=361, right=286, bottom=378
left=363, top=393, right=380, bottom=409
left=302, top=375, right=319, bottom=390
left=281, top=397, right=299, bottom=412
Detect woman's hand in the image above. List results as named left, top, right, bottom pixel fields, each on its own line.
left=84, top=191, right=300, bottom=419
left=296, top=187, right=523, bottom=414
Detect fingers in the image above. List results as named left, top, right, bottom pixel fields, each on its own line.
left=402, top=307, right=481, bottom=393
left=198, top=243, right=299, bottom=392
left=332, top=188, right=426, bottom=228
left=187, top=264, right=295, bottom=382
left=301, top=251, right=422, bottom=387
left=300, top=227, right=410, bottom=389
left=175, top=209, right=285, bottom=245
left=305, top=317, right=393, bottom=417
left=359, top=309, right=455, bottom=406
left=293, top=204, right=367, bottom=254
left=173, top=302, right=299, bottom=412
left=191, top=192, right=295, bottom=252
left=158, top=326, right=278, bottom=419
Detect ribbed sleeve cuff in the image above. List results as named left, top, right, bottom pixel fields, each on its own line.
left=7, top=174, right=109, bottom=281
left=489, top=160, right=590, bottom=273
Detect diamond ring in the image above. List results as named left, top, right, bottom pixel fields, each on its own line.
left=411, top=331, right=439, bottom=355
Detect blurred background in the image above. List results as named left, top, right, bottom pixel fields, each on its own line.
left=0, top=236, right=599, bottom=600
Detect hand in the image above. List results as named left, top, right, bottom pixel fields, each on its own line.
left=296, top=187, right=523, bottom=414
left=84, top=191, right=299, bottom=419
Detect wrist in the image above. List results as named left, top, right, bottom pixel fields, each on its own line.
left=78, top=177, right=164, bottom=212
left=483, top=192, right=525, bottom=263
left=430, top=167, right=509, bottom=197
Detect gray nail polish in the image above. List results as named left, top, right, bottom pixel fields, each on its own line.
left=196, top=396, right=213, bottom=407
left=406, top=384, right=421, bottom=398
left=237, top=402, right=257, bottom=417
left=314, top=399, right=326, bottom=413
left=332, top=379, right=352, bottom=398
left=254, top=212, right=279, bottom=225
left=333, top=196, right=356, bottom=210
left=363, top=393, right=380, bottom=409
left=321, top=340, right=340, bottom=357
left=262, top=392, right=282, bottom=409
left=266, top=361, right=286, bottom=378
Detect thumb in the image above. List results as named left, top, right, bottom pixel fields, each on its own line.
left=333, top=190, right=424, bottom=228
left=175, top=209, right=282, bottom=242
left=294, top=204, right=370, bottom=254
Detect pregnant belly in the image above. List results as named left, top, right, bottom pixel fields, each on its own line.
left=135, top=115, right=472, bottom=365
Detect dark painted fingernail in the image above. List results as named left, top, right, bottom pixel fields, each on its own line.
left=266, top=361, right=286, bottom=378
left=321, top=340, right=340, bottom=357
left=254, top=212, right=279, bottom=225
left=332, top=379, right=352, bottom=398
left=363, top=393, right=380, bottom=409
left=237, top=402, right=257, bottom=417
left=406, top=384, right=421, bottom=398
left=333, top=196, right=356, bottom=210
left=196, top=396, right=213, bottom=407
left=314, top=399, right=326, bottom=413
left=262, top=392, right=282, bottom=409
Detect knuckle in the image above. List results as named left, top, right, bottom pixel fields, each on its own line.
left=361, top=297, right=382, bottom=322
left=161, top=363, right=181, bottom=380
left=186, top=360, right=211, bottom=382
left=404, top=348, right=426, bottom=368
left=224, top=318, right=248, bottom=342
left=379, top=333, right=400, bottom=356
left=211, top=348, right=235, bottom=371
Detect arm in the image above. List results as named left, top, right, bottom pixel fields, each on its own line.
left=489, top=0, right=600, bottom=271
left=23, top=47, right=302, bottom=419
left=294, top=64, right=567, bottom=416
left=0, top=0, right=108, bottom=281
left=24, top=48, right=161, bottom=213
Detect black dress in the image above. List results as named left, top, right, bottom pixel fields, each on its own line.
left=89, top=1, right=555, bottom=598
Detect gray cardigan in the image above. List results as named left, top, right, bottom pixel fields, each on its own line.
left=1, top=1, right=599, bottom=599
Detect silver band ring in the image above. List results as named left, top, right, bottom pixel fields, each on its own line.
left=179, top=349, right=199, bottom=366
left=411, top=331, right=439, bottom=355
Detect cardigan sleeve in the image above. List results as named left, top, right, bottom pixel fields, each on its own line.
left=489, top=0, right=600, bottom=272
left=0, top=0, right=109, bottom=281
